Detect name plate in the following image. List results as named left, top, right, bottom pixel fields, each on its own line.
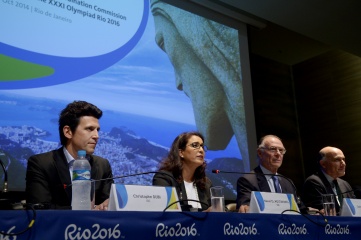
left=341, top=198, right=361, bottom=217
left=249, top=191, right=299, bottom=214
left=108, top=184, right=181, bottom=211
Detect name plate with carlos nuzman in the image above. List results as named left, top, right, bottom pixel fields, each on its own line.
left=108, top=184, right=181, bottom=211
left=249, top=191, right=299, bottom=214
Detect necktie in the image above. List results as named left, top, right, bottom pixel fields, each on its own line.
left=272, top=176, right=282, bottom=193
left=333, top=179, right=343, bottom=206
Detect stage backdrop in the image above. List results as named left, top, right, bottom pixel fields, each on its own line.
left=0, top=0, right=256, bottom=200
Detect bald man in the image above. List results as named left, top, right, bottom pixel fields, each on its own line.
left=302, top=146, right=355, bottom=214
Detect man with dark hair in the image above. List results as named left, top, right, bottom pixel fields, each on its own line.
left=302, top=146, right=355, bottom=215
left=26, top=101, right=113, bottom=210
left=236, top=135, right=299, bottom=213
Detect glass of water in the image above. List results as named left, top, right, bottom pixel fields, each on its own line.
left=322, top=194, right=336, bottom=216
left=210, top=186, right=225, bottom=212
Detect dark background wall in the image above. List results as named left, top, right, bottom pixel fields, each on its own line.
left=250, top=48, right=361, bottom=194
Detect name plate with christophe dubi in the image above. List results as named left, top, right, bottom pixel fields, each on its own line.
left=249, top=191, right=299, bottom=214
left=108, top=184, right=181, bottom=211
left=341, top=198, right=361, bottom=217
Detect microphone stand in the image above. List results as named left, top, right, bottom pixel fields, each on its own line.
left=92, top=171, right=207, bottom=211
left=212, top=169, right=308, bottom=214
left=0, top=158, right=8, bottom=193
left=0, top=157, right=11, bottom=210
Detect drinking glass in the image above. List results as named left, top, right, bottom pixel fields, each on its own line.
left=322, top=194, right=336, bottom=216
left=210, top=186, right=225, bottom=212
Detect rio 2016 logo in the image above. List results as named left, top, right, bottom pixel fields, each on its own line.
left=278, top=223, right=308, bottom=235
left=325, top=224, right=350, bottom=235
left=0, top=226, right=17, bottom=240
left=155, top=223, right=197, bottom=237
left=64, top=223, right=121, bottom=239
left=223, top=222, right=258, bottom=235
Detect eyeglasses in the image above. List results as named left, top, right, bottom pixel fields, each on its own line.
left=187, top=142, right=207, bottom=151
left=260, top=146, right=286, bottom=155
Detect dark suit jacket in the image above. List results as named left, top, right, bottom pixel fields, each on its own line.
left=26, top=147, right=113, bottom=209
left=152, top=170, right=211, bottom=211
left=302, top=171, right=355, bottom=213
left=236, top=166, right=298, bottom=209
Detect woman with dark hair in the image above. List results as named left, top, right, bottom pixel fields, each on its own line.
left=153, top=131, right=212, bottom=211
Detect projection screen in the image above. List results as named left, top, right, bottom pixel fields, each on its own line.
left=0, top=0, right=256, bottom=200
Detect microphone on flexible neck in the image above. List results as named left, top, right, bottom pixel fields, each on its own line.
left=338, top=188, right=359, bottom=197
left=0, top=158, right=8, bottom=193
left=0, top=157, right=12, bottom=210
left=92, top=171, right=170, bottom=182
left=212, top=169, right=305, bottom=212
left=93, top=171, right=208, bottom=211
left=61, top=171, right=208, bottom=211
left=212, top=169, right=298, bottom=195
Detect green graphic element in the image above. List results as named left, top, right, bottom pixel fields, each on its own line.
left=0, top=54, right=54, bottom=81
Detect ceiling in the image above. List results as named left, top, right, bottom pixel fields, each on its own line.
left=194, top=0, right=361, bottom=65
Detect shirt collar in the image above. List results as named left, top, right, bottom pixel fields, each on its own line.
left=63, top=147, right=74, bottom=164
left=259, top=165, right=277, bottom=180
left=322, top=170, right=336, bottom=184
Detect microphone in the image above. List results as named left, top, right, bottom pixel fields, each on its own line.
left=212, top=169, right=307, bottom=213
left=0, top=155, right=11, bottom=210
left=338, top=188, right=359, bottom=197
left=0, top=157, right=8, bottom=193
left=212, top=169, right=299, bottom=197
left=92, top=171, right=209, bottom=212
left=57, top=171, right=209, bottom=211
left=304, top=187, right=359, bottom=206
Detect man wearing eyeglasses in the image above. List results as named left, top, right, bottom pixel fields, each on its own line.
left=236, top=135, right=297, bottom=213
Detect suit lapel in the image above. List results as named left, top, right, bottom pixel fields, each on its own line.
left=336, top=179, right=347, bottom=195
left=278, top=177, right=291, bottom=193
left=255, top=166, right=271, bottom=192
left=317, top=172, right=334, bottom=194
left=54, top=148, right=72, bottom=200
left=89, top=155, right=97, bottom=180
left=318, top=172, right=341, bottom=210
left=197, top=187, right=207, bottom=209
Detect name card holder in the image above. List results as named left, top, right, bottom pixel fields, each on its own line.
left=341, top=198, right=361, bottom=217
left=249, top=191, right=299, bottom=214
left=108, top=184, right=181, bottom=212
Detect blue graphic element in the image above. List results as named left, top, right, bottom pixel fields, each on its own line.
left=346, top=198, right=356, bottom=215
left=0, top=0, right=149, bottom=89
left=165, top=187, right=172, bottom=203
left=116, top=185, right=128, bottom=209
left=286, top=194, right=296, bottom=210
left=255, top=192, right=265, bottom=211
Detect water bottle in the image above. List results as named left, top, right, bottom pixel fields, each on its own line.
left=72, top=150, right=91, bottom=210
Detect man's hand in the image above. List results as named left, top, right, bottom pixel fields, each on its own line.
left=93, top=198, right=109, bottom=211
left=202, top=206, right=212, bottom=212
left=238, top=205, right=249, bottom=213
left=307, top=207, right=326, bottom=215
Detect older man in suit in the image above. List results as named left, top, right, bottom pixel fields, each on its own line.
left=303, top=146, right=355, bottom=215
left=236, top=135, right=300, bottom=213
left=26, top=101, right=113, bottom=210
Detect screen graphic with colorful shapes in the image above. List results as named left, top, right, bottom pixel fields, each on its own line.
left=0, top=0, right=148, bottom=89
